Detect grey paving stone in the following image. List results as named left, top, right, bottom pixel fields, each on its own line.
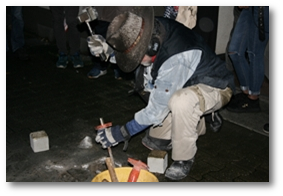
left=6, top=29, right=269, bottom=182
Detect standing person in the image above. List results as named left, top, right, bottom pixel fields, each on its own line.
left=50, top=6, right=83, bottom=69
left=87, top=7, right=234, bottom=180
left=226, top=6, right=269, bottom=113
left=225, top=6, right=243, bottom=71
left=7, top=6, right=29, bottom=61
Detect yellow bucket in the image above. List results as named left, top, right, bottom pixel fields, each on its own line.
left=91, top=167, right=159, bottom=182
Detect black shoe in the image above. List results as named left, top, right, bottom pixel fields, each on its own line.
left=226, top=93, right=261, bottom=113
left=204, top=112, right=222, bottom=132
left=142, top=129, right=172, bottom=151
left=165, top=158, right=195, bottom=180
left=263, top=123, right=269, bottom=134
left=14, top=47, right=29, bottom=61
left=226, top=92, right=247, bottom=109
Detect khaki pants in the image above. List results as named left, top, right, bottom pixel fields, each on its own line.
left=148, top=84, right=232, bottom=161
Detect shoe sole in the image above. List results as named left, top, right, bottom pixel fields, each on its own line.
left=57, top=65, right=67, bottom=69
left=73, top=65, right=84, bottom=68
left=141, top=139, right=172, bottom=151
left=57, top=61, right=68, bottom=69
left=87, top=71, right=107, bottom=79
left=141, top=141, right=154, bottom=151
left=165, top=173, right=186, bottom=181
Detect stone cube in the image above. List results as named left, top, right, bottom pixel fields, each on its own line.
left=147, top=150, right=168, bottom=174
left=30, top=130, right=49, bottom=153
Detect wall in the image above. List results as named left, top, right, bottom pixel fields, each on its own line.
left=215, top=6, right=234, bottom=54
left=8, top=6, right=234, bottom=55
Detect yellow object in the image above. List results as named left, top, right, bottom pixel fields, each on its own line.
left=92, top=167, right=159, bottom=182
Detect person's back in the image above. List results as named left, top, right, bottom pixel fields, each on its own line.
left=152, top=17, right=234, bottom=91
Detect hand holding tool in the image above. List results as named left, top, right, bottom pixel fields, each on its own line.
left=77, top=7, right=107, bottom=61
left=95, top=119, right=125, bottom=149
left=96, top=118, right=118, bottom=182
left=95, top=118, right=115, bottom=164
left=77, top=6, right=98, bottom=35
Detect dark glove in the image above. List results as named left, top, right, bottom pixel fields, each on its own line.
left=95, top=119, right=149, bottom=150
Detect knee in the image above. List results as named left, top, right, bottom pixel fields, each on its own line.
left=228, top=47, right=238, bottom=56
left=228, top=45, right=238, bottom=56
left=168, top=89, right=199, bottom=112
left=228, top=51, right=237, bottom=56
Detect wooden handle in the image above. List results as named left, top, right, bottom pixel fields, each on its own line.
left=107, top=147, right=115, bottom=166
left=105, top=157, right=119, bottom=182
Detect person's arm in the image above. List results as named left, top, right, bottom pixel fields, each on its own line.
left=135, top=49, right=202, bottom=126
left=94, top=50, right=202, bottom=150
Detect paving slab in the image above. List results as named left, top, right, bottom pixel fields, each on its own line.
left=6, top=31, right=269, bottom=183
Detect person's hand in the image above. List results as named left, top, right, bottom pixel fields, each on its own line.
left=95, top=119, right=149, bottom=150
left=95, top=125, right=125, bottom=148
left=87, top=35, right=113, bottom=61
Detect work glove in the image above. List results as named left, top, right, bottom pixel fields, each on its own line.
left=95, top=119, right=149, bottom=151
left=87, top=35, right=114, bottom=61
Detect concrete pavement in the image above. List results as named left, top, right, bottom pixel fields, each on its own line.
left=6, top=31, right=269, bottom=183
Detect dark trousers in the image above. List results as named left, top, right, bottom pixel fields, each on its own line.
left=9, top=6, right=25, bottom=52
left=91, top=20, right=110, bottom=70
left=50, top=6, right=80, bottom=55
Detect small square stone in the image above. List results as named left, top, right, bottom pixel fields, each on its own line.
left=147, top=150, right=168, bottom=174
left=30, top=130, right=49, bottom=153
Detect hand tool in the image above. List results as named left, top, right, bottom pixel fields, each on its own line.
left=105, top=157, right=119, bottom=182
left=127, top=158, right=149, bottom=182
left=96, top=117, right=118, bottom=182
left=96, top=118, right=115, bottom=166
left=77, top=6, right=106, bottom=61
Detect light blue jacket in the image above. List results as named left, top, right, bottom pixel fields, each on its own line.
left=135, top=50, right=202, bottom=126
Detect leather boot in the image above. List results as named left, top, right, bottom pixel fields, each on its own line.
left=165, top=157, right=195, bottom=180
left=142, top=129, right=172, bottom=151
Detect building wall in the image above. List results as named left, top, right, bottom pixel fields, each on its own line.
left=215, top=6, right=234, bottom=54
left=8, top=6, right=234, bottom=55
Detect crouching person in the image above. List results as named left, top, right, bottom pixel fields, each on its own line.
left=88, top=6, right=235, bottom=180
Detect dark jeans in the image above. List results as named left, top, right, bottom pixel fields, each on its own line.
left=50, top=6, right=80, bottom=55
left=9, top=6, right=25, bottom=52
left=225, top=6, right=242, bottom=71
left=228, top=6, right=269, bottom=95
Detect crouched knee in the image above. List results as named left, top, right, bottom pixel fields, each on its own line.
left=168, top=88, right=199, bottom=112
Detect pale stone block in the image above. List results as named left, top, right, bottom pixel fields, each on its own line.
left=30, top=130, right=49, bottom=153
left=147, top=150, right=168, bottom=174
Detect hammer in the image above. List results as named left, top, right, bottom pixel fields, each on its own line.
left=77, top=7, right=106, bottom=61
left=127, top=158, right=149, bottom=182
left=95, top=118, right=118, bottom=182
